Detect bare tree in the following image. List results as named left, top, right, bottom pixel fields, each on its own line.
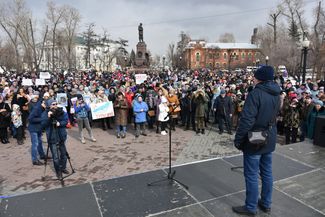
left=46, top=1, right=66, bottom=73
left=267, top=11, right=281, bottom=44
left=218, top=33, right=236, bottom=43
left=62, top=5, right=81, bottom=70
left=167, top=43, right=175, bottom=68
left=0, top=0, right=28, bottom=71
left=310, top=1, right=325, bottom=79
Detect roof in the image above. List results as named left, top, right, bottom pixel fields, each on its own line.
left=186, top=41, right=259, bottom=49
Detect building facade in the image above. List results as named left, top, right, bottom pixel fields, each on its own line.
left=184, top=40, right=260, bottom=70
left=38, top=37, right=121, bottom=72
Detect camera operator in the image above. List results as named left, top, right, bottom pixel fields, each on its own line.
left=41, top=99, right=69, bottom=178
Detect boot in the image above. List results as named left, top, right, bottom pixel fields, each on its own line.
left=201, top=129, right=205, bottom=134
left=232, top=206, right=256, bottom=216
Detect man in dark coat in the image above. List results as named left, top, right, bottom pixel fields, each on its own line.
left=28, top=101, right=46, bottom=166
left=232, top=66, right=281, bottom=216
left=213, top=89, right=234, bottom=134
left=41, top=99, right=69, bottom=179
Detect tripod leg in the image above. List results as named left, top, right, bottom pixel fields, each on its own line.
left=42, top=142, right=51, bottom=181
left=171, top=178, right=189, bottom=190
left=65, top=151, right=75, bottom=173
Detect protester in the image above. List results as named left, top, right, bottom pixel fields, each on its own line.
left=307, top=100, right=325, bottom=139
left=28, top=101, right=46, bottom=165
left=114, top=92, right=129, bottom=138
left=213, top=89, right=233, bottom=135
left=133, top=94, right=148, bottom=137
left=11, top=104, right=24, bottom=145
left=0, top=95, right=11, bottom=144
left=74, top=96, right=96, bottom=143
left=158, top=96, right=169, bottom=135
left=193, top=89, right=208, bottom=134
left=41, top=99, right=69, bottom=178
left=233, top=66, right=281, bottom=215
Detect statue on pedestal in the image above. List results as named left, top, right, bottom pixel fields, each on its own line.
left=138, top=23, right=143, bottom=42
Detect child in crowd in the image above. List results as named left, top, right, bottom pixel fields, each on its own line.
left=158, top=96, right=169, bottom=135
left=11, top=104, right=24, bottom=145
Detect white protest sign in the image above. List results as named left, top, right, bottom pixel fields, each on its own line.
left=90, top=101, right=114, bottom=120
left=40, top=72, right=51, bottom=79
left=35, top=79, right=46, bottom=86
left=135, top=74, right=147, bottom=85
left=22, top=78, right=33, bottom=86
left=56, top=93, right=68, bottom=107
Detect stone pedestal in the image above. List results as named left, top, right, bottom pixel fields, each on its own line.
left=134, top=42, right=149, bottom=70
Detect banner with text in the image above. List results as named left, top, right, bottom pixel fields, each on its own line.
left=90, top=101, right=114, bottom=120
left=40, top=72, right=51, bottom=79
left=135, top=74, right=147, bottom=84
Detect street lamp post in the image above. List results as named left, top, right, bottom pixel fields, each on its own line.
left=93, top=50, right=98, bottom=69
left=162, top=55, right=166, bottom=70
left=265, top=56, right=269, bottom=65
left=302, top=38, right=310, bottom=84
left=179, top=56, right=182, bottom=69
left=256, top=59, right=260, bottom=67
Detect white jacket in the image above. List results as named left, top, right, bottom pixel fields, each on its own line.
left=158, top=103, right=169, bottom=122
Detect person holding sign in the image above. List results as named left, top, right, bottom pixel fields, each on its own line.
left=133, top=94, right=148, bottom=137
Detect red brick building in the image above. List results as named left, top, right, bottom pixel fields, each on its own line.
left=184, top=40, right=260, bottom=70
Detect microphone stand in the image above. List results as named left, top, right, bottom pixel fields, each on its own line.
left=147, top=104, right=189, bottom=189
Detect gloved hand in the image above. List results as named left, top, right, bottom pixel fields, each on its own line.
left=234, top=142, right=243, bottom=150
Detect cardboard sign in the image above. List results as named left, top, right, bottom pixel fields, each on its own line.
left=35, top=79, right=46, bottom=86
left=40, top=72, right=51, bottom=79
left=22, top=78, right=33, bottom=86
left=135, top=74, right=147, bottom=85
left=90, top=101, right=114, bottom=120
left=56, top=93, right=68, bottom=107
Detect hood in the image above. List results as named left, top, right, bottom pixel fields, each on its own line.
left=255, top=81, right=281, bottom=96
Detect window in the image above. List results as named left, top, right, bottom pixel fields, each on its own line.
left=248, top=53, right=252, bottom=60
left=223, top=63, right=227, bottom=68
left=216, top=62, right=220, bottom=68
left=196, top=52, right=200, bottom=62
left=209, top=53, right=213, bottom=59
left=215, top=53, right=220, bottom=59
left=242, top=53, right=245, bottom=59
left=223, top=53, right=227, bottom=60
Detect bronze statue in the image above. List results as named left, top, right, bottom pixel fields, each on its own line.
left=138, top=23, right=143, bottom=42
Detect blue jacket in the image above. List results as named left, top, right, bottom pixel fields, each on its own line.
left=41, top=108, right=68, bottom=144
left=133, top=100, right=148, bottom=123
left=28, top=101, right=44, bottom=133
left=235, top=81, right=281, bottom=155
left=74, top=103, right=90, bottom=119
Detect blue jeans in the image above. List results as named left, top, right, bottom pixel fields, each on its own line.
left=244, top=152, right=273, bottom=212
left=116, top=125, right=126, bottom=134
left=30, top=131, right=45, bottom=162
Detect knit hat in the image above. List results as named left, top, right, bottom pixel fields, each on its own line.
left=254, top=65, right=274, bottom=81
left=33, top=91, right=40, bottom=96
left=314, top=99, right=323, bottom=106
left=220, top=89, right=226, bottom=94
left=46, top=99, right=57, bottom=108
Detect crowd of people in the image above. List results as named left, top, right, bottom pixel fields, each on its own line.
left=0, top=67, right=324, bottom=174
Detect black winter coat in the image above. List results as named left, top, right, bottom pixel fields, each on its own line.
left=0, top=102, right=11, bottom=128
left=213, top=96, right=233, bottom=117
left=234, top=81, right=281, bottom=155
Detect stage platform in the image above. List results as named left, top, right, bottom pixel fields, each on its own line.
left=1, top=141, right=325, bottom=217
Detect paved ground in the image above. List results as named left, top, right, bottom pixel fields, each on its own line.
left=0, top=123, right=241, bottom=196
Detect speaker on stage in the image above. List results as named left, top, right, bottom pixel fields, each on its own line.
left=314, top=116, right=325, bottom=147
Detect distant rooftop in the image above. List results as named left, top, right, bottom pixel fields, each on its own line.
left=186, top=40, right=258, bottom=49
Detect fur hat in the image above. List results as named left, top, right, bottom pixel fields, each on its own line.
left=254, top=65, right=274, bottom=81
